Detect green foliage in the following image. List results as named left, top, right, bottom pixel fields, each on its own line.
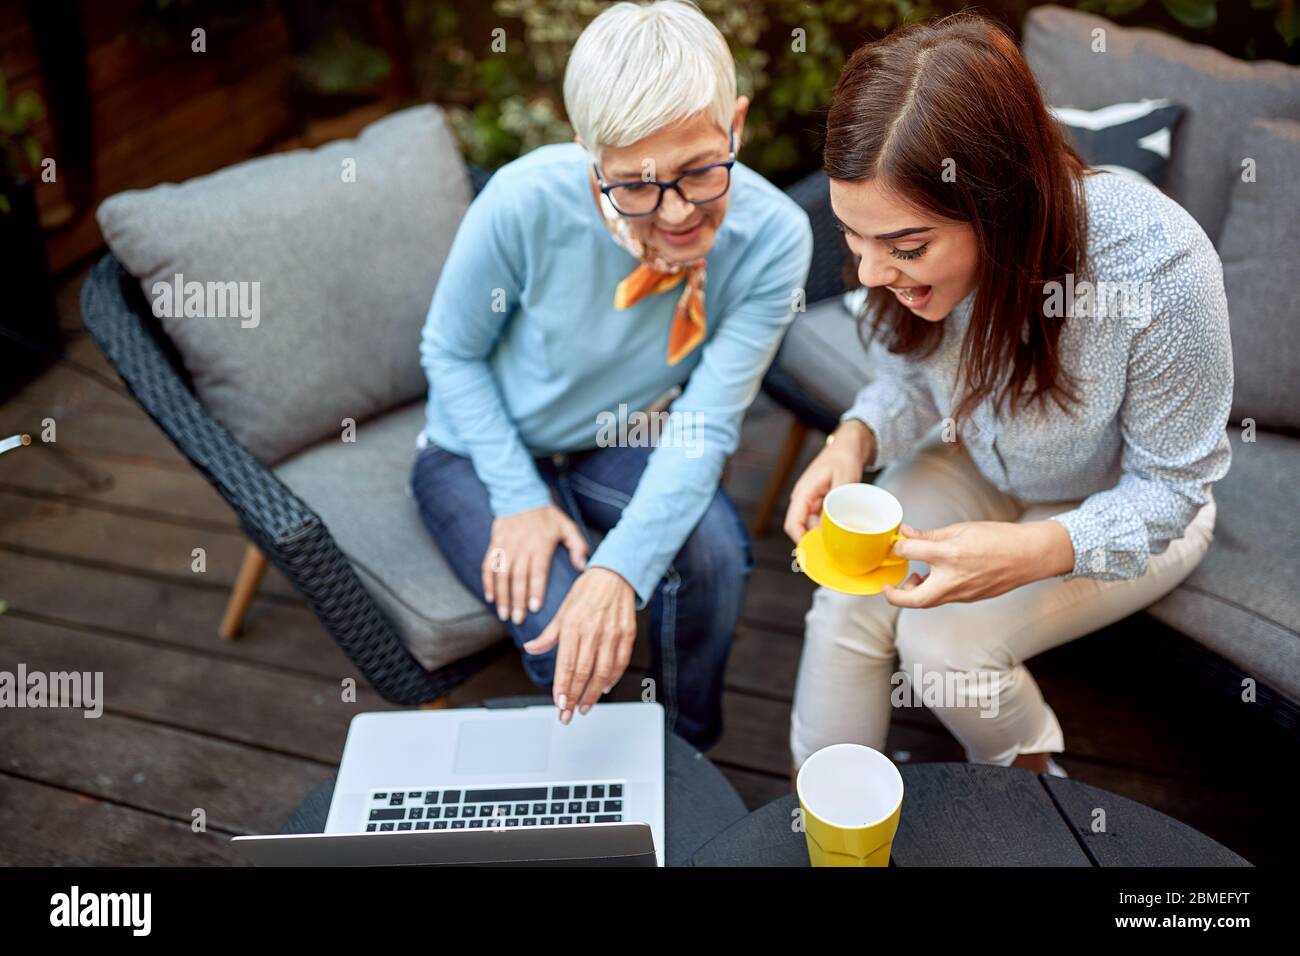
left=403, top=0, right=1293, bottom=180
left=404, top=0, right=932, bottom=180
left=297, top=28, right=393, bottom=96
left=1083, top=0, right=1297, bottom=46
left=1161, top=0, right=1216, bottom=30
left=0, top=70, right=45, bottom=188
left=1078, top=0, right=1147, bottom=14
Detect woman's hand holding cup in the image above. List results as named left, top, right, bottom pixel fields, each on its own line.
left=784, top=419, right=877, bottom=545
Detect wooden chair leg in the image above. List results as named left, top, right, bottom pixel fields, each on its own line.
left=751, top=418, right=811, bottom=537
left=419, top=697, right=451, bottom=710
left=219, top=545, right=268, bottom=640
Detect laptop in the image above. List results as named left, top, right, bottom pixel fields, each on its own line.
left=232, top=700, right=665, bottom=866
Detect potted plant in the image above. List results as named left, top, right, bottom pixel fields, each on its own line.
left=0, top=70, right=59, bottom=401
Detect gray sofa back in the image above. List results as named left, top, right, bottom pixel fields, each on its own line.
left=1023, top=5, right=1300, bottom=245
left=1024, top=6, right=1300, bottom=432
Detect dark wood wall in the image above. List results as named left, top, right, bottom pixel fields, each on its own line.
left=1, top=0, right=296, bottom=274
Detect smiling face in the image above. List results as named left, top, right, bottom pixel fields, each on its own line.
left=829, top=176, right=979, bottom=322
left=583, top=99, right=748, bottom=262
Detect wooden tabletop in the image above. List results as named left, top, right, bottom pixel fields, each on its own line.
left=689, top=762, right=1252, bottom=867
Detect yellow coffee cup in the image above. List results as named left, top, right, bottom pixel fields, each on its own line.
left=797, top=743, right=904, bottom=867
left=821, top=483, right=908, bottom=576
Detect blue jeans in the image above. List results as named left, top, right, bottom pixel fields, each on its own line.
left=410, top=441, right=752, bottom=751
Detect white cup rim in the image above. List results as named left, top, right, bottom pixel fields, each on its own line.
left=797, top=743, right=904, bottom=829
left=823, top=483, right=903, bottom=535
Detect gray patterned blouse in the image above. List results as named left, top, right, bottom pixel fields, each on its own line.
left=841, top=170, right=1234, bottom=579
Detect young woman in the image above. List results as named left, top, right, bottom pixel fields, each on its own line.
left=784, top=15, right=1232, bottom=773
left=414, top=0, right=812, bottom=750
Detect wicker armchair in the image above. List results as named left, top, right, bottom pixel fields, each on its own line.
left=78, top=162, right=847, bottom=706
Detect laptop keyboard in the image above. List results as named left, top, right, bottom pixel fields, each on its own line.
left=361, top=781, right=627, bottom=832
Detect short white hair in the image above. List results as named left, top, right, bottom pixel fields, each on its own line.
left=563, top=0, right=737, bottom=165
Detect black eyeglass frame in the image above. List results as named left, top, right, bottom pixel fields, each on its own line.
left=592, top=127, right=737, bottom=217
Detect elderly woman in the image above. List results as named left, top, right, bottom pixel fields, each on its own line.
left=412, top=0, right=813, bottom=749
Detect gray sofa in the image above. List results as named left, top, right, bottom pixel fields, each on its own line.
left=770, top=6, right=1300, bottom=724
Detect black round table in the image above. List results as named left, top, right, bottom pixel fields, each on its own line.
left=281, top=696, right=749, bottom=867
left=687, top=763, right=1250, bottom=867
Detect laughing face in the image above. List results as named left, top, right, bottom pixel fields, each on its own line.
left=582, top=99, right=749, bottom=263
left=829, top=176, right=979, bottom=322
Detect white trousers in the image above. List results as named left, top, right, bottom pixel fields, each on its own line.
left=789, top=429, right=1216, bottom=768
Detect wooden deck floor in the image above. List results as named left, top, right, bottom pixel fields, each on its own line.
left=1, top=267, right=1292, bottom=866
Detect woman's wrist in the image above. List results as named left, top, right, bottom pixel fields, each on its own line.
left=829, top=418, right=877, bottom=471
left=1023, top=519, right=1077, bottom=580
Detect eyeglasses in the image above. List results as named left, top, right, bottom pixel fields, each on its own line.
left=593, top=127, right=736, bottom=217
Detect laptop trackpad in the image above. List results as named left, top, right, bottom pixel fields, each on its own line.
left=453, top=718, right=550, bottom=774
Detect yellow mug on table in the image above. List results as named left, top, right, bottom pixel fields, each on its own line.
left=797, top=743, right=904, bottom=867
left=820, top=483, right=908, bottom=576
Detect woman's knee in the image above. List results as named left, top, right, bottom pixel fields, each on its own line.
left=895, top=605, right=1009, bottom=676
left=895, top=607, right=1012, bottom=716
left=803, top=588, right=898, bottom=662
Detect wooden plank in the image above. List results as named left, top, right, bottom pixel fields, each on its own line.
left=0, top=615, right=398, bottom=764
left=749, top=527, right=812, bottom=572
left=0, top=8, right=38, bottom=82
left=0, top=773, right=243, bottom=865
left=890, top=763, right=1091, bottom=866
left=0, top=442, right=240, bottom=529
left=0, top=550, right=344, bottom=678
left=741, top=564, right=817, bottom=632
left=54, top=267, right=93, bottom=331
left=6, top=389, right=165, bottom=444
left=92, top=60, right=292, bottom=184
left=45, top=52, right=296, bottom=272
left=89, top=20, right=292, bottom=148
left=81, top=5, right=289, bottom=94
left=0, top=488, right=300, bottom=599
left=2, top=705, right=329, bottom=836
left=725, top=624, right=801, bottom=699
left=0, top=400, right=186, bottom=466
left=1037, top=757, right=1264, bottom=868
left=1042, top=775, right=1249, bottom=866
left=445, top=647, right=536, bottom=707
left=5, top=335, right=143, bottom=417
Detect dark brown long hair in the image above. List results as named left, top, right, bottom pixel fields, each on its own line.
left=824, top=13, right=1088, bottom=423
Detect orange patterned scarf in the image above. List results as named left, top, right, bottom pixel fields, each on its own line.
left=597, top=189, right=708, bottom=366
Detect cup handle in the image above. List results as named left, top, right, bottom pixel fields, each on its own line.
left=878, top=531, right=908, bottom=568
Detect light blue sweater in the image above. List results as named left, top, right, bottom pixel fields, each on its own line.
left=419, top=142, right=813, bottom=606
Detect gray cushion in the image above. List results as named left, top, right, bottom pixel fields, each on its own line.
left=774, top=291, right=875, bottom=414
left=1216, top=118, right=1300, bottom=430
left=1023, top=5, right=1300, bottom=243
left=273, top=401, right=503, bottom=672
left=1147, top=430, right=1300, bottom=704
left=97, top=105, right=471, bottom=464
